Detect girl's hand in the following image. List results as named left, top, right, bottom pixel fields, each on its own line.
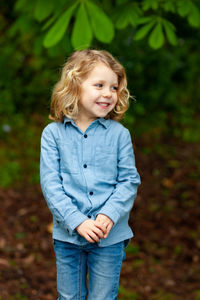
left=76, top=219, right=107, bottom=243
left=95, top=214, right=114, bottom=238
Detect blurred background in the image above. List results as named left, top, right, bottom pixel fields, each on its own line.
left=0, top=0, right=200, bottom=299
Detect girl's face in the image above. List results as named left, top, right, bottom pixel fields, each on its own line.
left=77, top=62, right=118, bottom=123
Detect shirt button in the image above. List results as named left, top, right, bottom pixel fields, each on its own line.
left=84, top=134, right=87, bottom=138
left=88, top=215, right=91, bottom=218
left=83, top=164, right=87, bottom=168
left=89, top=191, right=93, bottom=196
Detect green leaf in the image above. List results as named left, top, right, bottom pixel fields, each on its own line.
left=34, top=0, right=55, bottom=22
left=42, top=2, right=69, bottom=31
left=134, top=20, right=156, bottom=40
left=162, top=1, right=175, bottom=13
left=86, top=1, right=114, bottom=43
left=115, top=7, right=130, bottom=29
left=177, top=0, right=190, bottom=17
left=188, top=3, right=200, bottom=27
left=163, top=20, right=178, bottom=46
left=43, top=2, right=77, bottom=48
left=71, top=3, right=93, bottom=50
left=42, top=8, right=63, bottom=31
left=149, top=22, right=164, bottom=49
left=129, top=4, right=142, bottom=27
left=115, top=3, right=142, bottom=29
left=136, top=16, right=155, bottom=25
left=14, top=0, right=27, bottom=11
left=142, top=0, right=160, bottom=11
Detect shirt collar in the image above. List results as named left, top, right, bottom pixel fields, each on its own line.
left=64, top=117, right=109, bottom=129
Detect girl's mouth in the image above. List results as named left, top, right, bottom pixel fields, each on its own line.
left=96, top=102, right=110, bottom=108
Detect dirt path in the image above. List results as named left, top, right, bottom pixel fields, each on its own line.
left=0, top=140, right=200, bottom=299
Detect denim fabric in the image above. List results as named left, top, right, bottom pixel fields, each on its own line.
left=40, top=117, right=141, bottom=246
left=53, top=239, right=125, bottom=300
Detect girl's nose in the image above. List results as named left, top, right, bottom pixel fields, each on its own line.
left=102, top=88, right=112, bottom=98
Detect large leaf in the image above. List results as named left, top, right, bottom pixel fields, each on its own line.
left=43, top=2, right=77, bottom=48
left=162, top=1, right=176, bottom=13
left=71, top=3, right=93, bottom=50
left=129, top=4, right=143, bottom=27
left=34, top=0, right=55, bottom=22
left=163, top=20, right=178, bottom=46
left=188, top=3, right=200, bottom=27
left=149, top=22, right=164, bottom=49
left=42, top=7, right=64, bottom=31
left=115, top=3, right=142, bottom=29
left=14, top=0, right=27, bottom=11
left=134, top=20, right=156, bottom=40
left=86, top=1, right=114, bottom=43
left=177, top=0, right=191, bottom=17
left=142, top=0, right=160, bottom=11
left=115, top=6, right=130, bottom=29
left=136, top=16, right=156, bottom=25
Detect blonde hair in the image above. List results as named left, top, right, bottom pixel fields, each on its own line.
left=49, top=49, right=131, bottom=122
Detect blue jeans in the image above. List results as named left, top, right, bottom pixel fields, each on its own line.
left=53, top=239, right=126, bottom=300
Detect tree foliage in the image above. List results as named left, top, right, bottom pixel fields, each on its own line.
left=0, top=1, right=200, bottom=188
left=0, top=0, right=200, bottom=142
left=12, top=0, right=200, bottom=50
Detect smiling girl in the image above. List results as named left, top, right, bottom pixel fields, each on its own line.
left=40, top=49, right=140, bottom=300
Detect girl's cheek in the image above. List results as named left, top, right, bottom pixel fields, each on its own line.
left=91, top=90, right=100, bottom=97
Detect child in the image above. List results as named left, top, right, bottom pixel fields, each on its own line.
left=40, top=49, right=140, bottom=300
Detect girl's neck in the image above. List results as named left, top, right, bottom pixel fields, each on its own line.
left=74, top=118, right=97, bottom=133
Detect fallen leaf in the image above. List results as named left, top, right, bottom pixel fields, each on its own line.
left=0, top=237, right=6, bottom=249
left=162, top=178, right=174, bottom=188
left=23, top=254, right=35, bottom=265
left=46, top=222, right=53, bottom=234
left=0, top=258, right=10, bottom=267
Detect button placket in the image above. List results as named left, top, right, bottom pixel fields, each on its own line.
left=83, top=134, right=88, bottom=169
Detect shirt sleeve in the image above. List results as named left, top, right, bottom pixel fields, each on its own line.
left=97, top=128, right=141, bottom=225
left=40, top=126, right=88, bottom=235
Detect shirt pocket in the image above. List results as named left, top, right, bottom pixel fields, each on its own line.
left=59, top=141, right=79, bottom=174
left=95, top=145, right=117, bottom=180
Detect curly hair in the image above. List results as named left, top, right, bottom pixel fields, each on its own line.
left=49, top=49, right=131, bottom=122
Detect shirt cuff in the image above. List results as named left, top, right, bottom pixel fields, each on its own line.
left=97, top=203, right=120, bottom=225
left=64, top=212, right=88, bottom=236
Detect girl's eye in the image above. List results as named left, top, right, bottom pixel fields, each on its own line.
left=112, top=86, right=118, bottom=91
left=95, top=83, right=103, bottom=88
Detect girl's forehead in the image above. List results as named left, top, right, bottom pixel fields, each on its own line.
left=85, top=62, right=118, bottom=81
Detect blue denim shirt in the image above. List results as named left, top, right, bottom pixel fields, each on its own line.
left=40, top=117, right=141, bottom=247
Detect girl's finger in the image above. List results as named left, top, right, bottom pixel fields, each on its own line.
left=88, top=231, right=100, bottom=243
left=95, top=221, right=107, bottom=234
left=104, top=223, right=113, bottom=238
left=85, top=233, right=95, bottom=243
left=93, top=227, right=104, bottom=239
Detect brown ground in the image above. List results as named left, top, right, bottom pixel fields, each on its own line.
left=0, top=139, right=200, bottom=300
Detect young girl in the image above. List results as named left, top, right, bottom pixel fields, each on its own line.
left=40, top=49, right=140, bottom=300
